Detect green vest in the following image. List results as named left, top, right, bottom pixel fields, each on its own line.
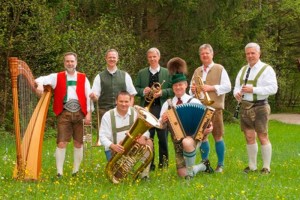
left=98, top=69, right=126, bottom=110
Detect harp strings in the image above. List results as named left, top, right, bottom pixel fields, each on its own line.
left=17, top=60, right=38, bottom=161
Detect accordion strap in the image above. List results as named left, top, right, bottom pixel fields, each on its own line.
left=167, top=99, right=185, bottom=142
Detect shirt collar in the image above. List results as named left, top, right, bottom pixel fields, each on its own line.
left=249, top=60, right=262, bottom=69
left=114, top=107, right=133, bottom=118
left=202, top=62, right=214, bottom=70
left=107, top=67, right=118, bottom=74
left=149, top=65, right=160, bottom=74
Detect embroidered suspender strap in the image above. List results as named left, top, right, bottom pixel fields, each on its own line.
left=239, top=66, right=248, bottom=86
left=246, top=64, right=268, bottom=101
left=111, top=107, right=135, bottom=144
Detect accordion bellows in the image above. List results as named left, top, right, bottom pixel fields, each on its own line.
left=167, top=103, right=215, bottom=141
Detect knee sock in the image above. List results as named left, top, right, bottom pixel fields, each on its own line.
left=55, top=147, right=66, bottom=175
left=140, top=163, right=151, bottom=178
left=192, top=162, right=206, bottom=175
left=183, top=150, right=196, bottom=176
left=247, top=143, right=258, bottom=170
left=261, top=143, right=272, bottom=170
left=73, top=146, right=83, bottom=173
left=215, top=140, right=225, bottom=167
left=199, top=141, right=210, bottom=160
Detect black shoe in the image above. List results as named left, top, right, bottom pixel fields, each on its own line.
left=260, top=168, right=270, bottom=174
left=202, top=159, right=214, bottom=173
left=72, top=172, right=78, bottom=177
left=185, top=175, right=193, bottom=180
left=57, top=173, right=63, bottom=178
left=141, top=176, right=150, bottom=181
left=243, top=166, right=257, bottom=174
left=150, top=164, right=156, bottom=171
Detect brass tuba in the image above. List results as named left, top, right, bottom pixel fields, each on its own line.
left=105, top=105, right=161, bottom=184
left=194, top=75, right=214, bottom=106
left=145, top=80, right=165, bottom=111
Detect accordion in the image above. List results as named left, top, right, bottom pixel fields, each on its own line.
left=167, top=101, right=215, bottom=142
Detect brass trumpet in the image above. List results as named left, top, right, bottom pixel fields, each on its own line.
left=194, top=76, right=214, bottom=106
left=145, top=80, right=165, bottom=111
left=82, top=120, right=93, bottom=160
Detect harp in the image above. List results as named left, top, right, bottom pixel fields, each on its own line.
left=167, top=102, right=215, bottom=142
left=9, top=57, right=52, bottom=180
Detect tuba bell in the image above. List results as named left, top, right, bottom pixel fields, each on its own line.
left=194, top=75, right=214, bottom=106
left=105, top=105, right=161, bottom=184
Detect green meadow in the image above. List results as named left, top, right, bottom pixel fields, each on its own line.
left=0, top=120, right=299, bottom=200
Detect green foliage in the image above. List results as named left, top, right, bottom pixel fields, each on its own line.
left=1, top=0, right=300, bottom=130
left=0, top=121, right=299, bottom=199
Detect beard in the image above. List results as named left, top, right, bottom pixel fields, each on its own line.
left=65, top=66, right=76, bottom=73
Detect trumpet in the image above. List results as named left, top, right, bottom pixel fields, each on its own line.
left=145, top=80, right=165, bottom=111
left=83, top=120, right=93, bottom=160
left=194, top=76, right=214, bottom=106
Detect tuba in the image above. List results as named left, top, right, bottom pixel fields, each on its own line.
left=105, top=105, right=161, bottom=184
left=144, top=80, right=165, bottom=111
left=194, top=75, right=214, bottom=106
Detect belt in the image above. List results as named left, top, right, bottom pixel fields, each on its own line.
left=247, top=99, right=268, bottom=107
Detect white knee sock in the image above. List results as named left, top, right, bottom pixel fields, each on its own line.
left=73, top=146, right=83, bottom=173
left=55, top=147, right=66, bottom=175
left=140, top=164, right=151, bottom=178
left=183, top=150, right=196, bottom=177
left=247, top=143, right=258, bottom=170
left=261, top=143, right=272, bottom=170
left=192, top=163, right=206, bottom=175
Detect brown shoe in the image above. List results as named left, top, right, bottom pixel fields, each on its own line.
left=260, top=168, right=270, bottom=174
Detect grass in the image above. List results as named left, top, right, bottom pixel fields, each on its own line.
left=0, top=120, right=299, bottom=200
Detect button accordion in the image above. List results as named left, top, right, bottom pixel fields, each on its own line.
left=167, top=100, right=215, bottom=142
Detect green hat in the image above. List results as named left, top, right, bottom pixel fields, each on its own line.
left=171, top=73, right=187, bottom=85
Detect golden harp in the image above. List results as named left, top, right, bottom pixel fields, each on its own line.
left=9, top=57, right=52, bottom=180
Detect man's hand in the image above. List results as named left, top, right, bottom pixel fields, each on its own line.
left=143, top=87, right=151, bottom=96
left=234, top=92, right=243, bottom=101
left=190, top=83, right=196, bottom=94
left=241, top=85, right=253, bottom=94
left=36, top=83, right=44, bottom=96
left=110, top=144, right=124, bottom=153
left=89, top=92, right=98, bottom=102
left=204, top=122, right=213, bottom=135
left=161, top=112, right=169, bottom=123
left=84, top=112, right=92, bottom=125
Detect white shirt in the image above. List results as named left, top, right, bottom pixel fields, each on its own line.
left=233, top=60, right=278, bottom=101
left=189, top=62, right=231, bottom=96
left=159, top=93, right=201, bottom=122
left=149, top=65, right=160, bottom=75
left=91, top=68, right=137, bottom=97
left=35, top=71, right=93, bottom=112
left=99, top=107, right=150, bottom=151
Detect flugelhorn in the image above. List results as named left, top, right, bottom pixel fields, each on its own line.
left=194, top=75, right=214, bottom=106
left=105, top=105, right=161, bottom=184
left=145, top=80, right=165, bottom=111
